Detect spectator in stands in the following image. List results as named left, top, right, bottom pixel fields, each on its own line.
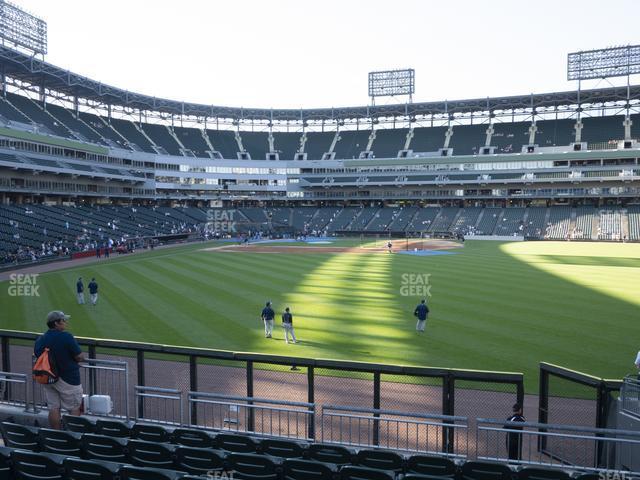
left=88, top=278, right=98, bottom=306
left=76, top=277, right=84, bottom=305
left=261, top=301, right=275, bottom=338
left=413, top=299, right=429, bottom=333
left=281, top=307, right=297, bottom=344
left=34, top=311, right=85, bottom=430
left=504, top=403, right=525, bottom=461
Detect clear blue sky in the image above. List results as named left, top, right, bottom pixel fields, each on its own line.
left=14, top=0, right=640, bottom=109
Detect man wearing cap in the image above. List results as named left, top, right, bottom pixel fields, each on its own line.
left=88, top=277, right=98, bottom=306
left=504, top=403, right=526, bottom=461
left=281, top=307, right=297, bottom=344
left=261, top=301, right=275, bottom=338
left=76, top=277, right=84, bottom=305
left=413, top=299, right=429, bottom=333
left=34, top=311, right=85, bottom=429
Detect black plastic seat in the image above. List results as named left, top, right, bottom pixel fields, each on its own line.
left=406, top=454, right=457, bottom=477
left=132, top=423, right=172, bottom=443
left=80, top=433, right=128, bottom=462
left=96, top=419, right=134, bottom=438
left=573, top=475, right=600, bottom=480
left=39, top=428, right=83, bottom=457
left=307, top=443, right=355, bottom=465
left=62, top=415, right=97, bottom=434
left=215, top=432, right=259, bottom=453
left=127, top=439, right=177, bottom=469
left=10, top=449, right=65, bottom=480
left=461, top=461, right=514, bottom=480
left=402, top=475, right=457, bottom=480
left=119, top=464, right=186, bottom=480
left=354, top=449, right=404, bottom=473
left=261, top=438, right=308, bottom=458
left=340, top=465, right=395, bottom=480
left=0, top=422, right=40, bottom=451
left=171, top=427, right=216, bottom=448
left=63, top=457, right=122, bottom=480
left=174, top=445, right=226, bottom=475
left=0, top=446, right=11, bottom=480
left=519, top=467, right=571, bottom=480
left=283, top=458, right=338, bottom=480
left=226, top=452, right=281, bottom=480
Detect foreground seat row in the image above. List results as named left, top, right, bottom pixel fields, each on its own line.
left=0, top=420, right=600, bottom=480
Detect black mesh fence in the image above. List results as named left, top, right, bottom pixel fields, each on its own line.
left=546, top=374, right=598, bottom=428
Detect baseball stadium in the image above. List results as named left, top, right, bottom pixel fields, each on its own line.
left=0, top=2, right=639, bottom=478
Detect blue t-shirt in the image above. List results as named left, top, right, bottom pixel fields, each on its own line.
left=414, top=303, right=429, bottom=321
left=88, top=281, right=98, bottom=294
left=261, top=307, right=275, bottom=320
left=34, top=330, right=82, bottom=385
left=76, top=280, right=83, bottom=293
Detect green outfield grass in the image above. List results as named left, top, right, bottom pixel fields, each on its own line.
left=1, top=239, right=638, bottom=393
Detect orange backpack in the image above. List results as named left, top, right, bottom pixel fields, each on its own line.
left=33, top=347, right=59, bottom=385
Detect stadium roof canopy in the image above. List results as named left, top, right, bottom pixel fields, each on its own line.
left=1, top=46, right=639, bottom=123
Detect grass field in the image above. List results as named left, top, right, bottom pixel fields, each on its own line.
left=1, top=239, right=639, bottom=393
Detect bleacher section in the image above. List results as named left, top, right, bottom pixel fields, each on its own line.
left=307, top=207, right=340, bottom=233
left=290, top=207, right=317, bottom=232
left=206, top=129, right=238, bottom=159
left=387, top=206, right=418, bottom=232
left=241, top=131, right=270, bottom=160
left=174, top=126, right=210, bottom=158
left=524, top=207, right=547, bottom=238
left=491, top=121, right=529, bottom=154
left=305, top=131, right=337, bottom=160
left=371, top=128, right=408, bottom=159
left=0, top=419, right=600, bottom=480
left=365, top=207, right=398, bottom=231
left=406, top=207, right=440, bottom=233
left=535, top=118, right=576, bottom=148
left=597, top=209, right=623, bottom=241
left=493, top=208, right=525, bottom=236
left=0, top=95, right=31, bottom=125
left=273, top=132, right=302, bottom=160
left=545, top=206, right=572, bottom=239
left=45, top=103, right=107, bottom=145
left=6, top=92, right=71, bottom=138
left=110, top=118, right=157, bottom=153
left=581, top=115, right=626, bottom=148
left=78, top=111, right=132, bottom=150
left=343, top=207, right=379, bottom=231
left=327, top=207, right=361, bottom=232
left=409, top=126, right=447, bottom=153
left=475, top=208, right=501, bottom=235
left=429, top=207, right=459, bottom=232
left=142, top=123, right=183, bottom=156
left=573, top=207, right=595, bottom=240
left=448, top=123, right=488, bottom=156
left=628, top=205, right=640, bottom=241
left=333, top=130, right=371, bottom=160
left=449, top=208, right=482, bottom=235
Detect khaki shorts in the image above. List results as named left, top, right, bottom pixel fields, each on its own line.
left=43, top=378, right=83, bottom=411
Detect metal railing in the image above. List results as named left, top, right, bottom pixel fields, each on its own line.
left=321, top=405, right=469, bottom=457
left=134, top=386, right=183, bottom=425
left=0, top=371, right=27, bottom=409
left=31, top=358, right=129, bottom=419
left=476, top=418, right=640, bottom=475
left=620, top=375, right=640, bottom=419
left=188, top=392, right=314, bottom=440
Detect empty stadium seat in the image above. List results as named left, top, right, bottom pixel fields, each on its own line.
left=119, top=464, right=186, bottom=480
left=406, top=454, right=457, bottom=477
left=38, top=428, right=83, bottom=457
left=307, top=443, right=355, bottom=465
left=461, top=461, right=514, bottom=480
left=340, top=465, right=396, bottom=480
left=63, top=414, right=97, bottom=433
left=283, top=458, right=338, bottom=480
left=0, top=422, right=40, bottom=451
left=127, top=438, right=177, bottom=469
left=132, top=423, right=173, bottom=443
left=63, top=457, right=122, bottom=480
left=260, top=438, right=307, bottom=458
left=214, top=432, right=259, bottom=453
left=174, top=445, right=226, bottom=475
left=10, top=449, right=66, bottom=480
left=96, top=418, right=134, bottom=438
left=226, top=452, right=281, bottom=480
left=354, top=449, right=405, bottom=473
left=172, top=427, right=216, bottom=448
left=81, top=433, right=128, bottom=462
left=0, top=447, right=11, bottom=480
left=518, top=467, right=571, bottom=480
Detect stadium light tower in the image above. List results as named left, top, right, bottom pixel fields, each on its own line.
left=567, top=45, right=640, bottom=140
left=0, top=0, right=47, bottom=57
left=368, top=68, right=415, bottom=106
